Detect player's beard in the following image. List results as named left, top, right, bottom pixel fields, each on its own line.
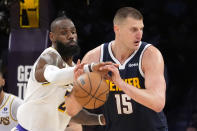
left=56, top=40, right=80, bottom=59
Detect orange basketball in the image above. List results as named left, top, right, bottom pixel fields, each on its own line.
left=74, top=72, right=109, bottom=109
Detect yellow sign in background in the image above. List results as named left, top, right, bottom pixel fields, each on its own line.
left=20, top=0, right=39, bottom=28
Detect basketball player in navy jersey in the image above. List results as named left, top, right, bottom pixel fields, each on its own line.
left=82, top=7, right=168, bottom=131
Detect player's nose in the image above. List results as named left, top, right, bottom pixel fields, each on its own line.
left=67, top=31, right=74, bottom=40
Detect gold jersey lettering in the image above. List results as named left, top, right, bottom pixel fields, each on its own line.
left=106, top=80, right=122, bottom=91
left=127, top=77, right=141, bottom=88
left=107, top=77, right=141, bottom=92
left=0, top=117, right=10, bottom=125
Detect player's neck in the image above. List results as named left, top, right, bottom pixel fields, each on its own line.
left=64, top=57, right=73, bottom=66
left=112, top=41, right=135, bottom=64
left=0, top=91, right=4, bottom=105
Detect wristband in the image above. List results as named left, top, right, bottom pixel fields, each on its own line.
left=90, top=63, right=95, bottom=72
left=84, top=63, right=95, bottom=73
left=98, top=114, right=104, bottom=125
left=88, top=64, right=92, bottom=72
left=84, top=64, right=90, bottom=73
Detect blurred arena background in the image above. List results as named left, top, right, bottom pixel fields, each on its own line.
left=0, top=0, right=197, bottom=131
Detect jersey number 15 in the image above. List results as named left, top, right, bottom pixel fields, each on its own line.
left=115, top=94, right=133, bottom=114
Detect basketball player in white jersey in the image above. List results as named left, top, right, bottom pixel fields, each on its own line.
left=0, top=72, right=23, bottom=131
left=15, top=16, right=108, bottom=131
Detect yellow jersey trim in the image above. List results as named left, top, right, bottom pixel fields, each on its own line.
left=10, top=96, right=17, bottom=122
left=0, top=95, right=11, bottom=111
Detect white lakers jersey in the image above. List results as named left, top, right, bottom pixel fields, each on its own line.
left=0, top=93, right=23, bottom=131
left=17, top=47, right=73, bottom=131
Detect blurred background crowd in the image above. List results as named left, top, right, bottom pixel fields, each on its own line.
left=0, top=0, right=197, bottom=131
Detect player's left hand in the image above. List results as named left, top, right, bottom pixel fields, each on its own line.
left=99, top=64, right=121, bottom=84
left=92, top=62, right=119, bottom=77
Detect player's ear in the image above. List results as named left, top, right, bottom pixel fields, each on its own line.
left=114, top=25, right=119, bottom=34
left=49, top=32, right=55, bottom=43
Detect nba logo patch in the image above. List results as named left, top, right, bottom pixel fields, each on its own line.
left=79, top=78, right=85, bottom=85
left=4, top=107, right=7, bottom=111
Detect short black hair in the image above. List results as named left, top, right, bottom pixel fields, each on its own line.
left=50, top=16, right=71, bottom=32
left=113, top=7, right=143, bottom=25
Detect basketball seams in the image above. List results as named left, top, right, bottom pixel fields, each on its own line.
left=95, top=88, right=109, bottom=101
left=75, top=80, right=94, bottom=107
left=87, top=72, right=95, bottom=108
left=88, top=72, right=106, bottom=109
left=75, top=72, right=109, bottom=109
left=93, top=74, right=103, bottom=108
left=94, top=79, right=109, bottom=103
left=87, top=73, right=93, bottom=96
left=75, top=81, right=90, bottom=98
left=75, top=73, right=97, bottom=108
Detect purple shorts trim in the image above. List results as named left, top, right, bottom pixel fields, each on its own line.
left=16, top=124, right=28, bottom=131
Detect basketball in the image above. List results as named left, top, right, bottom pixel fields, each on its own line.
left=73, top=72, right=109, bottom=109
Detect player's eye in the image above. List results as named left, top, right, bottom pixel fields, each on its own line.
left=72, top=30, right=76, bottom=34
left=61, top=31, right=67, bottom=35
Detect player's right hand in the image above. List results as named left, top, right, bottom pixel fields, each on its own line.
left=74, top=59, right=85, bottom=80
left=99, top=64, right=121, bottom=84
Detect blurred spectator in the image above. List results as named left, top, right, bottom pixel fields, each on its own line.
left=0, top=67, right=23, bottom=131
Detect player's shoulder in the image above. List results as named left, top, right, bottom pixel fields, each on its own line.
left=6, top=93, right=23, bottom=103
left=12, top=95, right=23, bottom=104
left=39, top=47, right=62, bottom=65
left=41, top=47, right=60, bottom=58
left=142, top=44, right=164, bottom=68
left=82, top=45, right=102, bottom=63
left=87, top=45, right=102, bottom=55
left=143, top=44, right=163, bottom=58
left=3, top=93, right=23, bottom=107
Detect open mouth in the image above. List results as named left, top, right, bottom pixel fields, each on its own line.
left=68, top=41, right=77, bottom=45
left=134, top=41, right=140, bottom=45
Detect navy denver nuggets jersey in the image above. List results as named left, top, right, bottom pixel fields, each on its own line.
left=100, top=41, right=168, bottom=131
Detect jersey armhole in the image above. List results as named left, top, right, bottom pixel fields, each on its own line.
left=100, top=44, right=104, bottom=62
left=139, top=44, right=151, bottom=78
left=9, top=96, right=17, bottom=122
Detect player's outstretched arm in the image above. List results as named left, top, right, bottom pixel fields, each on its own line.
left=70, top=109, right=105, bottom=126
left=82, top=45, right=118, bottom=76
left=64, top=91, right=105, bottom=126
left=35, top=52, right=85, bottom=86
left=65, top=86, right=105, bottom=125
left=64, top=91, right=83, bottom=117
